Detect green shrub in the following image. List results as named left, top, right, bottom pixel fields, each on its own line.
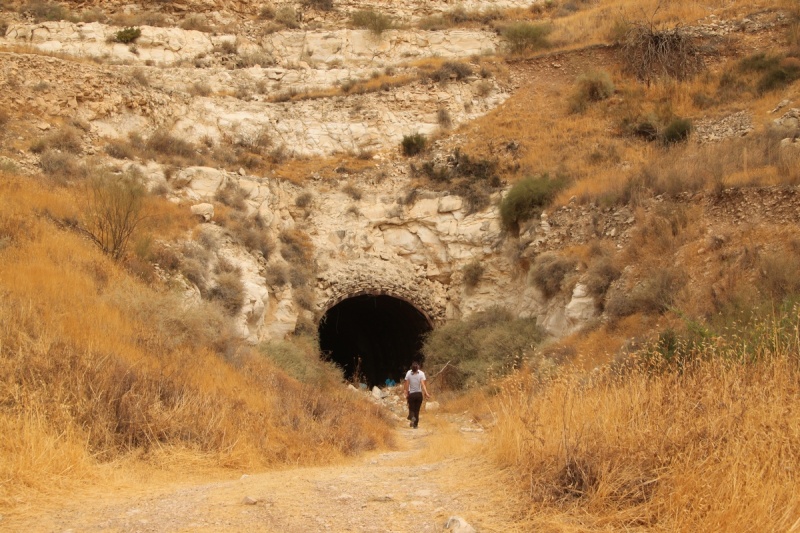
left=756, top=59, right=800, bottom=94
left=499, top=174, right=566, bottom=232
left=350, top=10, right=393, bottom=35
left=114, top=27, right=142, bottom=44
left=529, top=253, right=578, bottom=299
left=423, top=307, right=543, bottom=390
left=401, top=133, right=427, bottom=156
left=501, top=22, right=552, bottom=54
left=738, top=52, right=781, bottom=73
left=260, top=337, right=341, bottom=386
left=661, top=117, right=692, bottom=145
left=569, top=70, right=615, bottom=113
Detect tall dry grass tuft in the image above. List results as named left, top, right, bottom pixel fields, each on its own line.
left=489, top=306, right=800, bottom=530
left=0, top=173, right=392, bottom=509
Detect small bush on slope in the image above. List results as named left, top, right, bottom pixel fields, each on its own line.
left=423, top=307, right=543, bottom=390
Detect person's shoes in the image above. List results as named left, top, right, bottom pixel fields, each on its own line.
left=413, top=421, right=418, bottom=429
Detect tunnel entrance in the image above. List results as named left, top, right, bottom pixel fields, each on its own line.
left=318, top=294, right=432, bottom=387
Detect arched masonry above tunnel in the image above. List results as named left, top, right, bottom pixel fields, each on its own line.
left=316, top=261, right=448, bottom=325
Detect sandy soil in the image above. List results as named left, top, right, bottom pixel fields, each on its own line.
left=2, top=413, right=526, bottom=533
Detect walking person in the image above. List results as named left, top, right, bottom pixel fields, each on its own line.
left=404, top=362, right=430, bottom=429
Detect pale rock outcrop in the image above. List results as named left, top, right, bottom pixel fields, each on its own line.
left=190, top=203, right=215, bottom=221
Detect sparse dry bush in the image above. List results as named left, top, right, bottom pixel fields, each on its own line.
left=279, top=228, right=314, bottom=269
left=426, top=61, right=473, bottom=83
left=303, top=0, right=334, bottom=11
left=620, top=21, right=703, bottom=84
left=209, top=270, right=245, bottom=315
left=265, top=262, right=289, bottom=286
left=274, top=6, right=298, bottom=28
left=295, top=192, right=313, bottom=208
left=342, top=183, right=363, bottom=201
left=221, top=212, right=274, bottom=258
left=190, top=82, right=212, bottom=96
left=293, top=286, right=315, bottom=311
left=22, top=0, right=72, bottom=22
left=350, top=9, right=393, bottom=35
left=462, top=260, right=484, bottom=288
left=38, top=149, right=85, bottom=181
left=437, top=108, right=453, bottom=129
left=105, top=140, right=136, bottom=160
left=529, top=252, right=578, bottom=299
left=146, top=130, right=196, bottom=158
left=569, top=70, right=614, bottom=114
left=82, top=171, right=148, bottom=261
left=401, top=133, right=427, bottom=156
left=180, top=14, right=212, bottom=32
left=606, top=266, right=687, bottom=320
left=583, top=256, right=621, bottom=303
left=215, top=180, right=248, bottom=210
left=31, top=126, right=83, bottom=154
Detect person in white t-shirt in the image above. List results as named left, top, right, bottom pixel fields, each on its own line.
left=404, top=361, right=431, bottom=429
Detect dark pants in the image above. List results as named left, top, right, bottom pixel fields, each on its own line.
left=407, top=392, right=423, bottom=427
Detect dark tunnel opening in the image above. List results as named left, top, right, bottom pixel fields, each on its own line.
left=318, top=294, right=432, bottom=387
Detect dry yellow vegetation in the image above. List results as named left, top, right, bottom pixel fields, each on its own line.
left=489, top=312, right=800, bottom=531
left=0, top=172, right=392, bottom=510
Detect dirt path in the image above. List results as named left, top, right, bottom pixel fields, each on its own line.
left=3, top=413, right=525, bottom=533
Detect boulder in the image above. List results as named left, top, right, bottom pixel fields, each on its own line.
left=190, top=203, right=214, bottom=221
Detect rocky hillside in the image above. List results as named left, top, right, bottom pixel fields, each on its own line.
left=1, top=0, right=799, bottom=361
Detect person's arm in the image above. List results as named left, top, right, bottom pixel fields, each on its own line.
left=404, top=376, right=409, bottom=398
left=421, top=378, right=431, bottom=399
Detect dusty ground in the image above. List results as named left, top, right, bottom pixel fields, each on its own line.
left=2, top=412, right=525, bottom=533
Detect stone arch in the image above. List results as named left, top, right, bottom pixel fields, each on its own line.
left=315, top=261, right=447, bottom=385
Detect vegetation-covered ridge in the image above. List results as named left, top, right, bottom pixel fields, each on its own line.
left=0, top=172, right=392, bottom=509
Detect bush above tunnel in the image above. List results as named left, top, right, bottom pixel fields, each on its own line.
left=422, top=307, right=543, bottom=390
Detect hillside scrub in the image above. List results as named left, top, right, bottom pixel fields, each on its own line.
left=489, top=305, right=800, bottom=530
left=499, top=174, right=567, bottom=233
left=0, top=173, right=392, bottom=508
left=422, top=307, right=543, bottom=390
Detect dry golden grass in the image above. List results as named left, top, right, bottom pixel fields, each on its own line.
left=489, top=309, right=800, bottom=531
left=0, top=172, right=393, bottom=510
